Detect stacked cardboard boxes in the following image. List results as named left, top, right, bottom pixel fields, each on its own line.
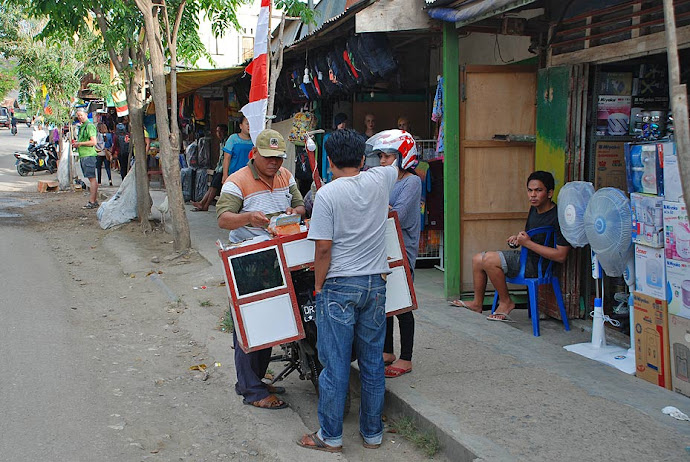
left=626, top=140, right=689, bottom=395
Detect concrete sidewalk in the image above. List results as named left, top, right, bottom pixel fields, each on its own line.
left=177, top=199, right=690, bottom=461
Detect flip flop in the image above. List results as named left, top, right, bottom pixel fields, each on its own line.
left=297, top=432, right=343, bottom=453
left=242, top=394, right=288, bottom=410
left=486, top=313, right=515, bottom=323
left=449, top=299, right=482, bottom=313
left=385, top=365, right=412, bottom=378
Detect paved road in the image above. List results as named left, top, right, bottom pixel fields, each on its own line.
left=0, top=127, right=124, bottom=460
left=0, top=226, right=126, bottom=461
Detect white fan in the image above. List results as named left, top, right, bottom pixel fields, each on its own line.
left=558, top=183, right=636, bottom=374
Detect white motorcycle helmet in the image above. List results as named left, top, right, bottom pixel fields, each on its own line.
left=366, top=129, right=418, bottom=170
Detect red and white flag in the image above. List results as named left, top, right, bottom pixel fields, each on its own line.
left=241, top=0, right=270, bottom=144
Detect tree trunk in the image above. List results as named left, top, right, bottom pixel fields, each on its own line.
left=136, top=0, right=191, bottom=252
left=126, top=65, right=152, bottom=232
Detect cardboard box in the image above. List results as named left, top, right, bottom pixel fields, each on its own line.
left=659, top=142, right=683, bottom=203
left=635, top=244, right=667, bottom=300
left=666, top=259, right=690, bottom=319
left=633, top=292, right=671, bottom=389
left=597, top=95, right=632, bottom=136
left=663, top=201, right=690, bottom=263
left=631, top=193, right=664, bottom=248
left=594, top=142, right=627, bottom=192
left=669, top=315, right=690, bottom=397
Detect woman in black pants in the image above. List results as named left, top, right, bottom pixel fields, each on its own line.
left=95, top=123, right=113, bottom=186
left=376, top=131, right=423, bottom=378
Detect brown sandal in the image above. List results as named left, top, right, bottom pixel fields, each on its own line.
left=243, top=394, right=288, bottom=410
left=297, top=432, right=342, bottom=453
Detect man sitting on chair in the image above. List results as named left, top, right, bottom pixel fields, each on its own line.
left=450, top=171, right=570, bottom=322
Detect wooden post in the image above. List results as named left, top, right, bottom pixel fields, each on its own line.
left=442, top=22, right=461, bottom=299
left=663, top=0, right=690, bottom=205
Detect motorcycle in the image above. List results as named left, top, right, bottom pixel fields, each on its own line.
left=270, top=269, right=352, bottom=416
left=15, top=142, right=58, bottom=176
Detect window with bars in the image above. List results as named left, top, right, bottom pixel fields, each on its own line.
left=242, top=36, right=254, bottom=62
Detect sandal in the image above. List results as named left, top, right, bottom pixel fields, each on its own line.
left=267, top=384, right=286, bottom=395
left=449, top=299, right=482, bottom=313
left=486, top=312, right=515, bottom=323
left=297, top=432, right=342, bottom=453
left=243, top=394, right=288, bottom=410
left=384, top=365, right=412, bottom=378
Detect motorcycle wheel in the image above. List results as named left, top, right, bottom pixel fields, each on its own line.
left=47, top=159, right=57, bottom=174
left=16, top=163, right=30, bottom=176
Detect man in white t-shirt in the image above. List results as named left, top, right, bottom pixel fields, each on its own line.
left=298, top=129, right=397, bottom=453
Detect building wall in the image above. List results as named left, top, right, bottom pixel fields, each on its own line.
left=193, top=4, right=283, bottom=69
left=457, top=33, right=535, bottom=66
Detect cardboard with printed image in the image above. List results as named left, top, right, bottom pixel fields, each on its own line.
left=666, top=258, right=690, bottom=320
left=633, top=291, right=671, bottom=389
left=663, top=201, right=690, bottom=263
left=669, top=314, right=690, bottom=397
left=631, top=193, right=664, bottom=248
left=594, top=142, right=627, bottom=191
left=635, top=244, right=667, bottom=300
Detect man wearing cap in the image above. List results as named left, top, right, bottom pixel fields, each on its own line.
left=216, top=129, right=305, bottom=409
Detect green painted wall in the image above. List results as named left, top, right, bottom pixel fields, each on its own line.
left=442, top=22, right=461, bottom=299
left=536, top=67, right=570, bottom=198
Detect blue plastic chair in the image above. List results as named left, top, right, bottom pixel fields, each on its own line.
left=491, top=226, right=570, bottom=337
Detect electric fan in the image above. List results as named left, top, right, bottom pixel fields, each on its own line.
left=559, top=184, right=636, bottom=374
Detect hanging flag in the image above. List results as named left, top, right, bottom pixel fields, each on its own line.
left=240, top=0, right=270, bottom=144
left=110, top=61, right=129, bottom=117
left=43, top=93, right=50, bottom=109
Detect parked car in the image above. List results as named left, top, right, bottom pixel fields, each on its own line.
left=0, top=107, right=10, bottom=128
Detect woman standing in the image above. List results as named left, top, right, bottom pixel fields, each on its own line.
left=373, top=129, right=422, bottom=378
left=95, top=123, right=113, bottom=186
left=221, top=115, right=253, bottom=183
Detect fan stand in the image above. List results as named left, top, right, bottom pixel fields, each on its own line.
left=564, top=280, right=636, bottom=375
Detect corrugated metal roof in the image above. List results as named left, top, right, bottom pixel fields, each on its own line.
left=278, top=0, right=373, bottom=49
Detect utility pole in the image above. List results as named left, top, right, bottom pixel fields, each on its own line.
left=663, top=0, right=690, bottom=204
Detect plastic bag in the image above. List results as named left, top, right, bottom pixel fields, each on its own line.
left=97, top=164, right=138, bottom=229
left=57, top=139, right=71, bottom=190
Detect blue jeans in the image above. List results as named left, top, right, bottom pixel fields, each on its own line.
left=316, top=274, right=387, bottom=447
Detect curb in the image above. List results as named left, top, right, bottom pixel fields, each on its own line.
left=348, top=364, right=515, bottom=462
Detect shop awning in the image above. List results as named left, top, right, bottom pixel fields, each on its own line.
left=427, top=0, right=536, bottom=28
left=166, top=68, right=245, bottom=99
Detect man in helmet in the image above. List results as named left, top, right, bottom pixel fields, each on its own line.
left=450, top=171, right=570, bottom=321
left=298, top=129, right=414, bottom=453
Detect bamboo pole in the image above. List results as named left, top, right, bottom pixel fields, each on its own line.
left=663, top=0, right=690, bottom=205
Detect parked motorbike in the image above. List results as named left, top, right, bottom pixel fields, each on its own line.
left=15, top=142, right=58, bottom=176
left=271, top=269, right=351, bottom=415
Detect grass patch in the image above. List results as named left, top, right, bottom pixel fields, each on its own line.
left=199, top=299, right=212, bottom=307
left=219, top=307, right=233, bottom=333
left=390, top=416, right=441, bottom=457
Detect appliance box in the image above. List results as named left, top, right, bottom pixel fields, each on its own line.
left=633, top=292, right=672, bottom=390
left=666, top=258, right=690, bottom=320
left=631, top=193, right=664, bottom=248
left=669, top=315, right=690, bottom=397
left=625, top=142, right=664, bottom=195
left=663, top=201, right=690, bottom=263
left=594, top=142, right=628, bottom=192
left=659, top=142, right=682, bottom=203
left=635, top=244, right=667, bottom=300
